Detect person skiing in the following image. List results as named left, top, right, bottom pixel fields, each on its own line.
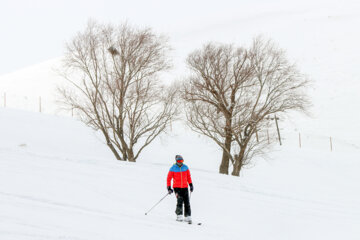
left=167, top=155, right=194, bottom=223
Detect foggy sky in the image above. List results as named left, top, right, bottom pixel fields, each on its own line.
left=0, top=0, right=351, bottom=75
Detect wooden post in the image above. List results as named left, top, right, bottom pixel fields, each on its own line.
left=330, top=136, right=333, bottom=152
left=3, top=92, right=6, bottom=107
left=299, top=133, right=301, bottom=148
left=267, top=129, right=270, bottom=144
left=274, top=114, right=282, bottom=145
left=71, top=108, right=74, bottom=117
left=39, top=97, right=42, bottom=113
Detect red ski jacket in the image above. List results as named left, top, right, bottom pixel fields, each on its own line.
left=167, top=164, right=192, bottom=188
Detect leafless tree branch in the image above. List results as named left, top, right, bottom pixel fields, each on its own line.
left=58, top=20, right=178, bottom=162
left=182, top=36, right=311, bottom=176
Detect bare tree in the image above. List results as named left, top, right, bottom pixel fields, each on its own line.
left=183, top=44, right=253, bottom=174
left=182, top=37, right=310, bottom=176
left=58, top=21, right=178, bottom=162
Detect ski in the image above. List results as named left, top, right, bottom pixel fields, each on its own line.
left=188, top=221, right=202, bottom=225
left=176, top=220, right=202, bottom=225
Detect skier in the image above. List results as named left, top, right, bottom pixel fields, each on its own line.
left=167, top=155, right=194, bottom=223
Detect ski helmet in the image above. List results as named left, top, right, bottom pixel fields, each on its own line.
left=175, top=155, right=184, bottom=163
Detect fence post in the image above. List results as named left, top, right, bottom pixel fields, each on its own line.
left=330, top=137, right=333, bottom=152
left=274, top=114, right=282, bottom=145
left=267, top=129, right=270, bottom=144
left=299, top=132, right=301, bottom=148
left=39, top=96, right=42, bottom=113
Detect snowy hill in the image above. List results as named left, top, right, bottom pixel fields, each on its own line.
left=0, top=58, right=64, bottom=115
left=1, top=1, right=360, bottom=239
left=1, top=108, right=360, bottom=240
left=1, top=0, right=360, bottom=147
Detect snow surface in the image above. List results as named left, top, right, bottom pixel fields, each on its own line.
left=1, top=108, right=360, bottom=240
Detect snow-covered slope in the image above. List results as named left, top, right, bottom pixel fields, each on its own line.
left=1, top=107, right=360, bottom=240
left=1, top=1, right=360, bottom=239
left=0, top=58, right=64, bottom=115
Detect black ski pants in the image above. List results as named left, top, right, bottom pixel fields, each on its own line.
left=174, top=188, right=191, bottom=217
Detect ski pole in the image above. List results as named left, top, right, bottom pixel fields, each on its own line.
left=145, top=193, right=169, bottom=215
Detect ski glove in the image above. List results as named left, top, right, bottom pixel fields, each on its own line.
left=167, top=186, right=174, bottom=194
left=189, top=183, right=194, bottom=192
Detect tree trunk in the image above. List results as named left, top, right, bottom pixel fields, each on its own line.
left=127, top=148, right=136, bottom=162
left=107, top=142, right=123, bottom=161
left=219, top=118, right=232, bottom=174
left=231, top=146, right=245, bottom=176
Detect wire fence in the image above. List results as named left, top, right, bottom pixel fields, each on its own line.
left=1, top=91, right=358, bottom=153
left=0, top=91, right=71, bottom=116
